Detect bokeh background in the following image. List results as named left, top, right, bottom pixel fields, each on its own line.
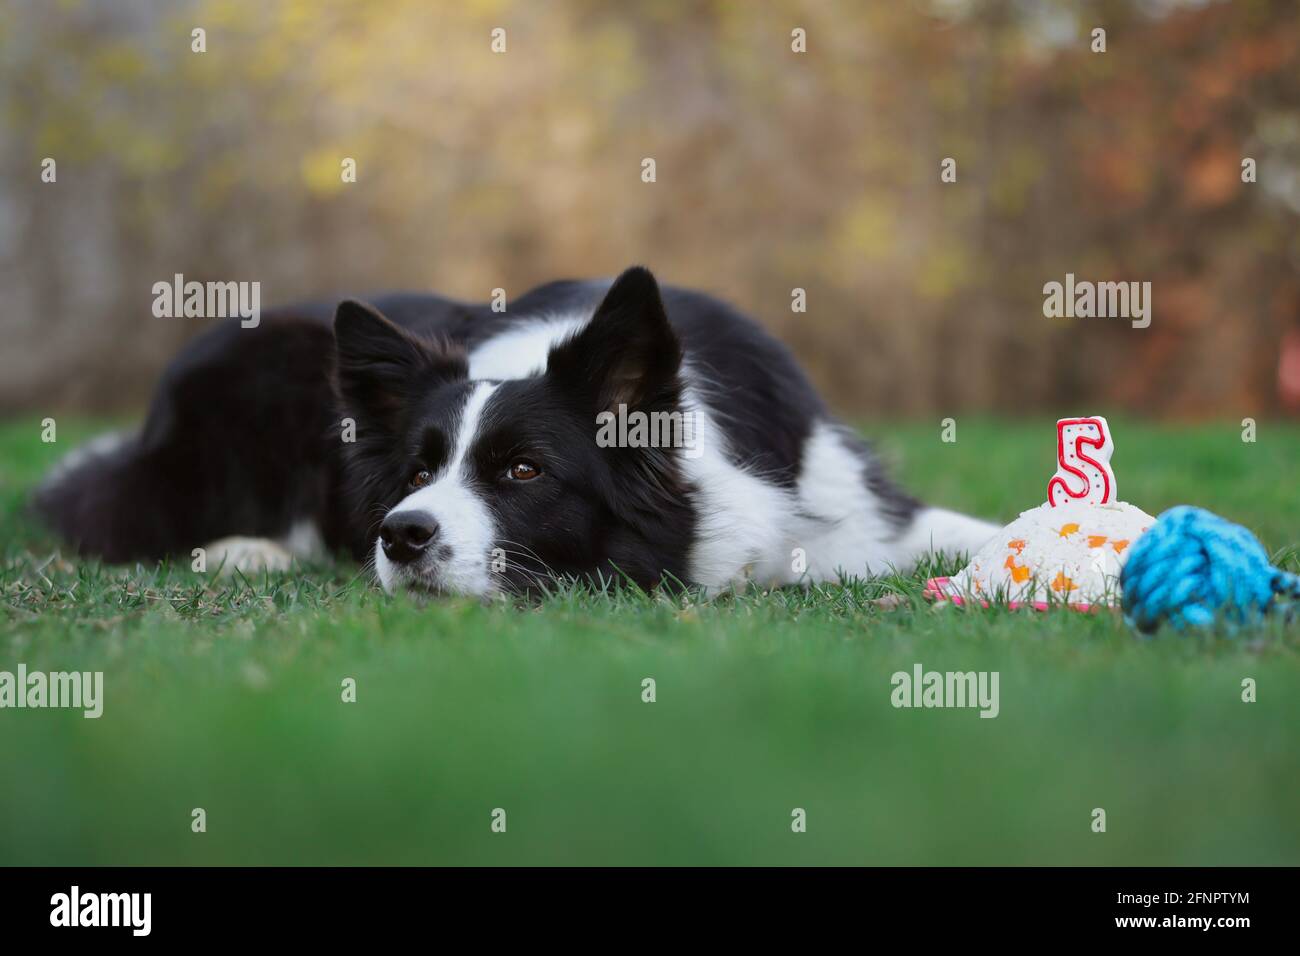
left=2, top=0, right=1299, bottom=417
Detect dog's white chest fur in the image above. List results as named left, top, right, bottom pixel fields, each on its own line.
left=461, top=316, right=996, bottom=592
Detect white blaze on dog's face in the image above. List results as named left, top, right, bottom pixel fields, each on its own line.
left=373, top=382, right=501, bottom=595
left=333, top=267, right=691, bottom=598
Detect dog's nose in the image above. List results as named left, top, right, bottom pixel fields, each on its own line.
left=379, top=511, right=440, bottom=564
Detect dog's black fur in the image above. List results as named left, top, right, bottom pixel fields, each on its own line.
left=36, top=267, right=927, bottom=592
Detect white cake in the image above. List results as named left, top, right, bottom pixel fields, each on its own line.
left=934, top=499, right=1154, bottom=607
left=927, top=416, right=1153, bottom=609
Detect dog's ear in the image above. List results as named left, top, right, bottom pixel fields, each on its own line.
left=545, top=266, right=682, bottom=412
left=334, top=299, right=466, bottom=421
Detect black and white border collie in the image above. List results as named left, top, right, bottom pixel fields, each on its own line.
left=36, top=266, right=997, bottom=597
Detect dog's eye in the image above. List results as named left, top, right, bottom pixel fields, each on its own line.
left=507, top=461, right=540, bottom=481
left=409, top=469, right=433, bottom=489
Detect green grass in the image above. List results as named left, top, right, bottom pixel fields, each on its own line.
left=2, top=417, right=1298, bottom=865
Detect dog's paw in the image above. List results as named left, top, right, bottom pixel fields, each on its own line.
left=203, top=537, right=295, bottom=575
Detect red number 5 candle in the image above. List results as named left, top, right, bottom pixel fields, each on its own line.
left=1047, top=416, right=1115, bottom=507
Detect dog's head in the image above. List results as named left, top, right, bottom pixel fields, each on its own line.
left=334, top=266, right=695, bottom=597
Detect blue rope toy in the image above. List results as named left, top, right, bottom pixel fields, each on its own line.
left=1121, top=505, right=1299, bottom=633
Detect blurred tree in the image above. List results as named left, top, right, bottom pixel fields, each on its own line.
left=0, top=0, right=1296, bottom=417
